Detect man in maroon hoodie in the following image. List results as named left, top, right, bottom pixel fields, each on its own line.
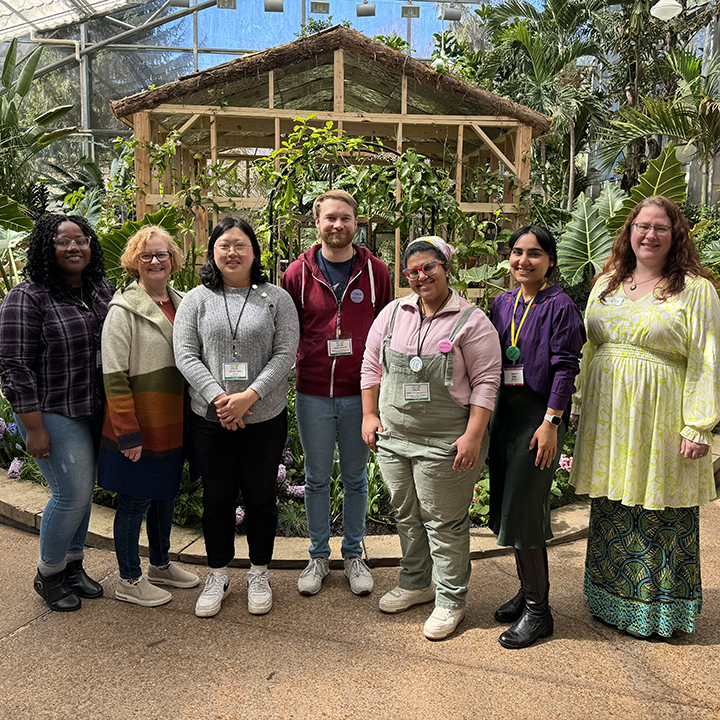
left=282, top=190, right=392, bottom=597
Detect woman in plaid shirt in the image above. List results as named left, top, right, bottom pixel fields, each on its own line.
left=0, top=214, right=114, bottom=612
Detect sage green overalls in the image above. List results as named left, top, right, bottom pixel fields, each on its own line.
left=377, top=303, right=489, bottom=610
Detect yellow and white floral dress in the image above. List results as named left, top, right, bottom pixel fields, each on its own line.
left=571, top=274, right=720, bottom=509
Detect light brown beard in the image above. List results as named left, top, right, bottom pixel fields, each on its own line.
left=321, top=230, right=354, bottom=249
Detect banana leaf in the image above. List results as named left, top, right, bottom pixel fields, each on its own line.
left=0, top=195, right=33, bottom=233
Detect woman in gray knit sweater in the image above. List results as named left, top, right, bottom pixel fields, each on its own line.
left=174, top=217, right=299, bottom=619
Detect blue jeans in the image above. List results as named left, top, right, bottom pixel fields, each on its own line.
left=114, top=494, right=175, bottom=580
left=15, top=412, right=99, bottom=575
left=295, top=393, right=368, bottom=559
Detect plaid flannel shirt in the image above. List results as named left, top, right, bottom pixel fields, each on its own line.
left=0, top=279, right=115, bottom=417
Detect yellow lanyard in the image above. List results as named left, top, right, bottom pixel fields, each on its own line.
left=510, top=283, right=546, bottom=348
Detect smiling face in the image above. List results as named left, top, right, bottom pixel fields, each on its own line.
left=137, top=234, right=173, bottom=289
left=315, top=198, right=358, bottom=250
left=406, top=250, right=449, bottom=307
left=213, top=226, right=255, bottom=287
left=630, top=205, right=673, bottom=270
left=509, top=232, right=553, bottom=292
left=54, top=221, right=91, bottom=287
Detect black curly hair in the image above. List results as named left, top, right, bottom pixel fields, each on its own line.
left=23, top=214, right=106, bottom=299
left=200, top=217, right=267, bottom=290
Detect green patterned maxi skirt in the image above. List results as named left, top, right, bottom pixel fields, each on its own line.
left=584, top=498, right=702, bottom=637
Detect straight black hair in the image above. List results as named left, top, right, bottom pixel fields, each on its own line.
left=507, top=225, right=557, bottom=278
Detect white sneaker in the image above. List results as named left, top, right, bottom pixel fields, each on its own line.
left=297, top=558, right=330, bottom=596
left=195, top=571, right=230, bottom=618
left=379, top=585, right=435, bottom=614
left=423, top=606, right=465, bottom=640
left=115, top=576, right=172, bottom=607
left=148, top=562, right=200, bottom=589
left=344, top=557, right=374, bottom=595
left=247, top=570, right=273, bottom=615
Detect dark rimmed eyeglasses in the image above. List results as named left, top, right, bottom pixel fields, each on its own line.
left=632, top=223, right=672, bottom=237
left=139, top=252, right=171, bottom=263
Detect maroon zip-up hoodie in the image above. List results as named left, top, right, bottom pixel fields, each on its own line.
left=282, top=243, right=392, bottom=397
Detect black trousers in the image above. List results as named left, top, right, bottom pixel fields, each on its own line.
left=191, top=409, right=287, bottom=568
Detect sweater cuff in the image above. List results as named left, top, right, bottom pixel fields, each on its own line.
left=681, top=426, right=712, bottom=447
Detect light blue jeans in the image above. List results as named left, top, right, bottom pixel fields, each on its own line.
left=295, top=392, right=368, bottom=559
left=15, top=412, right=98, bottom=575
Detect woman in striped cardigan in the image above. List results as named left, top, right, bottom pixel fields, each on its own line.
left=98, top=226, right=199, bottom=607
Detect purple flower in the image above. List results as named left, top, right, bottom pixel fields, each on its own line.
left=7, top=423, right=18, bottom=436
left=235, top=506, right=245, bottom=525
left=8, top=457, right=23, bottom=479
left=287, top=485, right=305, bottom=499
left=0, top=418, right=6, bottom=435
left=276, top=463, right=287, bottom=485
left=282, top=448, right=293, bottom=466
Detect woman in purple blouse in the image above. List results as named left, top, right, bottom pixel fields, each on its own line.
left=488, top=225, right=585, bottom=649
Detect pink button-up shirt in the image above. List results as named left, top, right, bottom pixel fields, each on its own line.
left=361, top=291, right=502, bottom=410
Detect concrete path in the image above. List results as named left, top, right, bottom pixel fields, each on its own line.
left=2, top=500, right=720, bottom=719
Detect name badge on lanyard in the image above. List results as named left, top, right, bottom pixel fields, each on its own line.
left=403, top=382, right=430, bottom=402
left=327, top=338, right=353, bottom=356
left=223, top=362, right=248, bottom=380
left=503, top=365, right=525, bottom=386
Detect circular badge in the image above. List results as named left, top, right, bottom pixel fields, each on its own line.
left=438, top=339, right=453, bottom=353
left=505, top=345, right=521, bottom=361
left=350, top=289, right=364, bottom=303
left=409, top=356, right=424, bottom=372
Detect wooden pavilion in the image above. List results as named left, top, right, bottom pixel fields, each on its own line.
left=110, top=25, right=552, bottom=292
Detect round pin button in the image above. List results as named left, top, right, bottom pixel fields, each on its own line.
left=350, top=289, right=364, bottom=303
left=409, top=356, right=423, bottom=372
left=506, top=345, right=521, bottom=361
left=438, top=339, right=453, bottom=353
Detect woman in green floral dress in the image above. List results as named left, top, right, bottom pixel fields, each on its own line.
left=571, top=195, right=720, bottom=637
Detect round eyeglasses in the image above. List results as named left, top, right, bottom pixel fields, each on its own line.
left=402, top=260, right=445, bottom=279
left=139, top=252, right=171, bottom=263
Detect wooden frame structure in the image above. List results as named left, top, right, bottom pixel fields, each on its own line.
left=110, top=25, right=552, bottom=294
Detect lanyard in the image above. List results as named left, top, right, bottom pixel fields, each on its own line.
left=222, top=284, right=253, bottom=352
left=416, top=290, right=452, bottom=357
left=508, top=283, right=546, bottom=361
left=320, top=251, right=356, bottom=302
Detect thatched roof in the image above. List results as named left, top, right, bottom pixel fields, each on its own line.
left=110, top=25, right=551, bottom=136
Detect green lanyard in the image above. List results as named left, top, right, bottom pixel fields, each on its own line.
left=506, top=284, right=546, bottom=362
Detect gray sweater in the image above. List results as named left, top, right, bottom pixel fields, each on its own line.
left=173, top=282, right=299, bottom=423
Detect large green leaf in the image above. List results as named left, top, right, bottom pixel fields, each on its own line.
left=594, top=183, right=627, bottom=220
left=701, top=239, right=720, bottom=275
left=0, top=195, right=33, bottom=233
left=606, top=143, right=687, bottom=235
left=1, top=38, right=17, bottom=90
left=558, top=194, right=614, bottom=285
left=98, top=207, right=181, bottom=287
left=34, top=105, right=73, bottom=126
left=15, top=47, right=43, bottom=98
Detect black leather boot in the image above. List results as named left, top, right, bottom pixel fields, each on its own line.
left=494, top=550, right=525, bottom=623
left=498, top=548, right=553, bottom=649
left=34, top=569, right=82, bottom=612
left=65, top=560, right=104, bottom=599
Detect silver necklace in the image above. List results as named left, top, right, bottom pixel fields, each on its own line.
left=628, top=275, right=662, bottom=292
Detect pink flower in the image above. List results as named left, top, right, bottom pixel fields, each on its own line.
left=287, top=485, right=305, bottom=499
left=559, top=454, right=573, bottom=472
left=235, top=506, right=245, bottom=525
left=8, top=457, right=23, bottom=479
left=276, top=463, right=287, bottom=485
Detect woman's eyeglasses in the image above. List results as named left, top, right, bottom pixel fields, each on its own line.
left=54, top=236, right=90, bottom=248
left=216, top=243, right=253, bottom=254
left=402, top=260, right=445, bottom=279
left=139, top=252, right=171, bottom=263
left=632, top=223, right=672, bottom=237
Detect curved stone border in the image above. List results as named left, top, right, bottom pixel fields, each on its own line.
left=0, top=467, right=592, bottom=568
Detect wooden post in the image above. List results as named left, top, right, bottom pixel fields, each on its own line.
left=269, top=69, right=274, bottom=109
left=394, top=121, right=403, bottom=299
left=455, top=124, right=464, bottom=205
left=209, top=114, right=218, bottom=227
left=334, top=48, right=344, bottom=114
left=134, top=111, right=151, bottom=219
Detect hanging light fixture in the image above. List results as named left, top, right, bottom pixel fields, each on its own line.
left=401, top=1, right=419, bottom=18
left=650, top=0, right=682, bottom=20
left=438, top=5, right=462, bottom=21
left=356, top=0, right=375, bottom=16
left=310, top=0, right=330, bottom=12
left=264, top=0, right=283, bottom=10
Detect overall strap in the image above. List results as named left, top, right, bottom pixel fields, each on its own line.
left=380, top=300, right=402, bottom=369
left=443, top=306, right=477, bottom=386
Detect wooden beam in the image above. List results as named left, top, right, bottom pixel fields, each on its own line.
left=133, top=111, right=151, bottom=219
left=455, top=124, right=463, bottom=205
left=209, top=114, right=218, bottom=226
left=269, top=69, right=274, bottom=109
left=334, top=48, right=344, bottom=113
left=149, top=104, right=524, bottom=127
left=177, top=114, right=200, bottom=137
left=469, top=123, right=520, bottom=182
left=515, top=124, right=533, bottom=185
left=459, top=202, right=520, bottom=214
left=401, top=73, right=407, bottom=115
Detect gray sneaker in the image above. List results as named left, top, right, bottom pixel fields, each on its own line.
left=115, top=576, right=172, bottom=607
left=344, top=557, right=374, bottom=595
left=297, top=558, right=330, bottom=596
left=148, top=562, right=200, bottom=589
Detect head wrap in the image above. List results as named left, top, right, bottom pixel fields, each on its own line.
left=406, top=236, right=456, bottom=263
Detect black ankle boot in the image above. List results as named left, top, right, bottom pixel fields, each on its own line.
left=65, top=560, right=103, bottom=599
left=497, top=548, right=553, bottom=649
left=494, top=588, right=525, bottom=623
left=34, top=569, right=82, bottom=612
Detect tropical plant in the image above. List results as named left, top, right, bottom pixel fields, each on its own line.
left=0, top=38, right=75, bottom=227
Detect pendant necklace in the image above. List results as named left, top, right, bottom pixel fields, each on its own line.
left=506, top=284, right=545, bottom=362
left=410, top=290, right=452, bottom=372
left=222, top=283, right=255, bottom=357
left=628, top=275, right=662, bottom=292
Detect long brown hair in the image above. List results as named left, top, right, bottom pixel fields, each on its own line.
left=598, top=195, right=710, bottom=303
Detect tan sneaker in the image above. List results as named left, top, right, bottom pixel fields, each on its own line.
left=148, top=562, right=200, bottom=588
left=423, top=606, right=465, bottom=640
left=378, top=585, right=435, bottom=614
left=116, top=577, right=172, bottom=607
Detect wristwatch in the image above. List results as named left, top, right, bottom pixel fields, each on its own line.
left=543, top=413, right=562, bottom=426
